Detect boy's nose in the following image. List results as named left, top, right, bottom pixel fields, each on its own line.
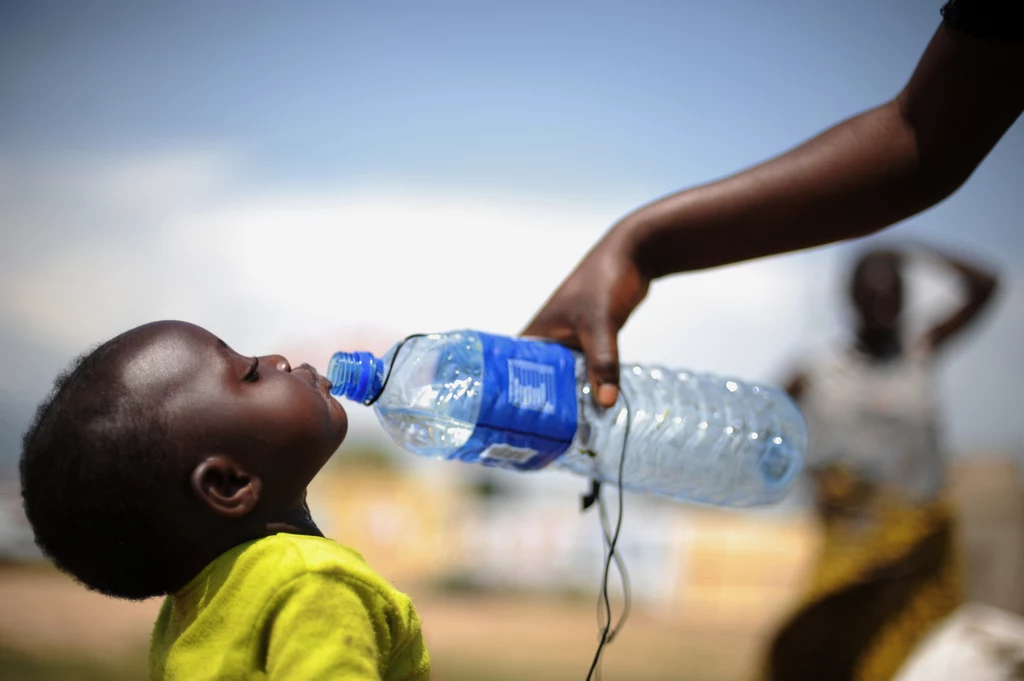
left=259, top=354, right=291, bottom=372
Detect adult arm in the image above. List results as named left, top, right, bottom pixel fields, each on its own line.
left=524, top=23, right=1023, bottom=406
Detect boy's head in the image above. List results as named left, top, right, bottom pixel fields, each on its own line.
left=20, top=320, right=347, bottom=600
left=850, top=249, right=904, bottom=333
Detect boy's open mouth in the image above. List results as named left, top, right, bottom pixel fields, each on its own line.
left=296, top=364, right=333, bottom=401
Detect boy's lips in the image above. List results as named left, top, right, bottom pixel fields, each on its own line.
left=293, top=364, right=345, bottom=430
left=296, top=363, right=346, bottom=421
left=296, top=364, right=334, bottom=400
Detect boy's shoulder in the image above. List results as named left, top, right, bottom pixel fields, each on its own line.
left=154, top=535, right=430, bottom=680
left=226, top=532, right=385, bottom=592
left=166, top=532, right=414, bottom=633
left=245, top=532, right=367, bottom=571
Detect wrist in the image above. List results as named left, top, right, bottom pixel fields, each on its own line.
left=607, top=213, right=658, bottom=279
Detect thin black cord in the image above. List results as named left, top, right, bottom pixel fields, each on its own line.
left=598, top=483, right=632, bottom=639
left=363, top=333, right=427, bottom=406
left=593, top=486, right=632, bottom=681
left=585, top=391, right=631, bottom=681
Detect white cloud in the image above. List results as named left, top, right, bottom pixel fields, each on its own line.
left=1, top=150, right=1021, bottom=456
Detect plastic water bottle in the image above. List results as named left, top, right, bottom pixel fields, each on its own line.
left=327, top=330, right=806, bottom=506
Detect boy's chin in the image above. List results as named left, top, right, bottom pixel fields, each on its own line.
left=327, top=410, right=349, bottom=449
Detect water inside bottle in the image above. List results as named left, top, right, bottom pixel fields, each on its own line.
left=371, top=407, right=475, bottom=457
left=371, top=334, right=484, bottom=458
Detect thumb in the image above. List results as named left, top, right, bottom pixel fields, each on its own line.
left=578, top=320, right=621, bottom=408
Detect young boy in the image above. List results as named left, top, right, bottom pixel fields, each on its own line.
left=19, top=320, right=430, bottom=680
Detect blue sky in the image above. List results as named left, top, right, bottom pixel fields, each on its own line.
left=1, top=1, right=963, bottom=192
left=1, top=0, right=1022, bottom=475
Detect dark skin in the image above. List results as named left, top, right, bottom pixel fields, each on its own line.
left=523, top=22, right=1023, bottom=408
left=114, top=321, right=348, bottom=590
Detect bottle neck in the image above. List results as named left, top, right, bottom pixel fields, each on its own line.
left=326, top=351, right=383, bottom=403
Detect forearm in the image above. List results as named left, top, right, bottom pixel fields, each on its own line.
left=618, top=24, right=1022, bottom=280
left=923, top=244, right=999, bottom=294
left=619, top=99, right=950, bottom=279
left=919, top=246, right=1000, bottom=350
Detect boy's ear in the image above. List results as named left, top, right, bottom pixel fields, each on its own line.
left=190, top=455, right=262, bottom=518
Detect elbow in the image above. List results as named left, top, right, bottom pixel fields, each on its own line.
left=892, top=96, right=979, bottom=209
left=966, top=264, right=1000, bottom=315
left=915, top=160, right=974, bottom=208
left=977, top=271, right=1000, bottom=306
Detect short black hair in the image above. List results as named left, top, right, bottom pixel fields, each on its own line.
left=20, top=331, right=188, bottom=600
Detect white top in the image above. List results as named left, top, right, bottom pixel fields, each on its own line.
left=799, top=343, right=945, bottom=502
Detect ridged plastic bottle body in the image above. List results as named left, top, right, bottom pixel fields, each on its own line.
left=557, top=357, right=805, bottom=506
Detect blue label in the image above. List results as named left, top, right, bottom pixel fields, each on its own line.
left=452, top=333, right=578, bottom=471
left=507, top=359, right=558, bottom=414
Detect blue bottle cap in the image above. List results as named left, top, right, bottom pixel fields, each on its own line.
left=326, top=351, right=380, bottom=403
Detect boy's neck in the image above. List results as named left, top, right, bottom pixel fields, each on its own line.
left=266, top=498, right=323, bottom=537
left=170, top=502, right=324, bottom=594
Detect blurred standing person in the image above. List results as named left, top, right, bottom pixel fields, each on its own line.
left=765, top=244, right=999, bottom=681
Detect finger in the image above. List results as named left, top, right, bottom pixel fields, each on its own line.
left=578, top=319, right=621, bottom=408
left=521, top=314, right=581, bottom=349
left=521, top=309, right=555, bottom=340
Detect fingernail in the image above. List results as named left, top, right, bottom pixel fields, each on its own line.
left=597, top=384, right=618, bottom=407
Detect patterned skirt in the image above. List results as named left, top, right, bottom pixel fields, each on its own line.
left=763, top=470, right=963, bottom=681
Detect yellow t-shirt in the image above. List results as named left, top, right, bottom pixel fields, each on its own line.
left=149, top=533, right=430, bottom=681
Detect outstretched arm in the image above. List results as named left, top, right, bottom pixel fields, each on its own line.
left=627, top=24, right=1023, bottom=279
left=524, top=22, right=1023, bottom=407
